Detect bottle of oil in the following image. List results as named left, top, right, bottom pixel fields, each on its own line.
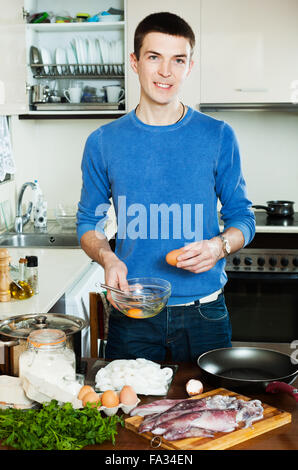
left=10, top=258, right=34, bottom=300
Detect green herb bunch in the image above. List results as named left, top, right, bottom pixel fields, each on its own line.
left=0, top=400, right=124, bottom=450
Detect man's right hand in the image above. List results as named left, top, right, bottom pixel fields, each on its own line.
left=80, top=230, right=129, bottom=310
left=101, top=250, right=129, bottom=309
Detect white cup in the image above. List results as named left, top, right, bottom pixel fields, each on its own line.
left=105, top=85, right=124, bottom=103
left=64, top=87, right=82, bottom=103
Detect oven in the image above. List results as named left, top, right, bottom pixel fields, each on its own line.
left=224, top=212, right=298, bottom=343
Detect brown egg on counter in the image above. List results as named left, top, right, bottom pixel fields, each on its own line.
left=119, top=385, right=138, bottom=405
left=101, top=390, right=120, bottom=408
left=78, top=385, right=95, bottom=401
left=165, top=248, right=184, bottom=266
left=82, top=391, right=101, bottom=407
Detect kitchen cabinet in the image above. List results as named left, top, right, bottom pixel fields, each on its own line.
left=126, top=0, right=201, bottom=111
left=0, top=0, right=127, bottom=117
left=0, top=1, right=27, bottom=115
left=200, top=0, right=298, bottom=104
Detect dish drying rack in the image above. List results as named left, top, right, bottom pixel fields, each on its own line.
left=30, top=63, right=124, bottom=79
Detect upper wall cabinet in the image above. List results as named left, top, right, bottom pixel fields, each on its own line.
left=200, top=0, right=298, bottom=104
left=126, top=0, right=201, bottom=111
left=0, top=1, right=27, bottom=115
left=0, top=0, right=127, bottom=117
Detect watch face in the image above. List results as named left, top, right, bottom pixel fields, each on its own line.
left=219, top=235, right=230, bottom=256
left=225, top=240, right=231, bottom=254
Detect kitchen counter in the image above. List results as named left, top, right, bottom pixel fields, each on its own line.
left=219, top=211, right=298, bottom=234
left=82, top=342, right=298, bottom=451
left=255, top=223, right=298, bottom=234
left=0, top=247, right=91, bottom=319
left=0, top=342, right=297, bottom=451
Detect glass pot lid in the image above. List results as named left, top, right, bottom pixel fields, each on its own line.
left=0, top=313, right=88, bottom=339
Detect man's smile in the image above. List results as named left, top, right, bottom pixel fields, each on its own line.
left=154, top=82, right=172, bottom=89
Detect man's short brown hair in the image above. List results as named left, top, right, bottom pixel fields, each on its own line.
left=134, top=12, right=196, bottom=60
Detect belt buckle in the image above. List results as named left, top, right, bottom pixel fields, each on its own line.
left=199, top=289, right=222, bottom=304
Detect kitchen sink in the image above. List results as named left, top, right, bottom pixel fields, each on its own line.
left=0, top=233, right=80, bottom=248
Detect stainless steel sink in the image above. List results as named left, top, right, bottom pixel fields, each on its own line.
left=0, top=233, right=80, bottom=248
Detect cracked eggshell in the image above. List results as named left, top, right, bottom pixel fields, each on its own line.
left=186, top=379, right=203, bottom=396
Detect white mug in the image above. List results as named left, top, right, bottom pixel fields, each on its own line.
left=64, top=87, right=82, bottom=103
left=105, top=86, right=125, bottom=103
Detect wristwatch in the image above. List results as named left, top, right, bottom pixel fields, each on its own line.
left=219, top=234, right=231, bottom=257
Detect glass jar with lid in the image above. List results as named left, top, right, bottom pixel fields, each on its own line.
left=19, top=328, right=76, bottom=385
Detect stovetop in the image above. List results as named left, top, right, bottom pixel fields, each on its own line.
left=254, top=211, right=298, bottom=227
left=224, top=211, right=298, bottom=273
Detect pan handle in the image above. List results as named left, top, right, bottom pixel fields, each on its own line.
left=266, top=381, right=298, bottom=402
left=252, top=205, right=273, bottom=213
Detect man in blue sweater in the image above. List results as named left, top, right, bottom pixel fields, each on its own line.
left=77, top=12, right=255, bottom=362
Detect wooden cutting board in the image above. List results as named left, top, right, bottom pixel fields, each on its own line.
left=125, top=388, right=292, bottom=450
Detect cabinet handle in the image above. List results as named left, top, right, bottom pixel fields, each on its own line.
left=234, top=88, right=268, bottom=92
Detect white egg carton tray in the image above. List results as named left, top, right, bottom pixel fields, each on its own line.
left=97, top=391, right=140, bottom=416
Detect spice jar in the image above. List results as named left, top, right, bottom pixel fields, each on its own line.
left=26, top=255, right=39, bottom=294
left=19, top=329, right=76, bottom=395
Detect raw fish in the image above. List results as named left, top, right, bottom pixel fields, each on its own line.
left=163, top=427, right=214, bottom=441
left=151, top=409, right=238, bottom=436
left=130, top=398, right=185, bottom=416
left=136, top=394, right=264, bottom=441
left=139, top=394, right=237, bottom=433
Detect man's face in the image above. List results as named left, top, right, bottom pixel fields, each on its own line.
left=130, top=32, right=194, bottom=106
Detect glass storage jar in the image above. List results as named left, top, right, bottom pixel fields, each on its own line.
left=19, top=328, right=76, bottom=384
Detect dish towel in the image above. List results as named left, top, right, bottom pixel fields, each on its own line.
left=0, top=116, right=16, bottom=182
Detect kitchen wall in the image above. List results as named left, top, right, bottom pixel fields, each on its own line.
left=205, top=110, right=298, bottom=205
left=3, top=0, right=297, bottom=225
left=9, top=116, right=113, bottom=218
left=8, top=109, right=298, bottom=222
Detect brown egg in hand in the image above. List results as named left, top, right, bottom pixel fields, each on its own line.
left=165, top=248, right=184, bottom=266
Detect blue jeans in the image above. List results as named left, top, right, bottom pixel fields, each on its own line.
left=105, top=293, right=232, bottom=363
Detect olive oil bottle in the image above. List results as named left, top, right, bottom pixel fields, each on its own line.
left=10, top=258, right=34, bottom=300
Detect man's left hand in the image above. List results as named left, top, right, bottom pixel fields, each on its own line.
left=176, top=238, right=223, bottom=273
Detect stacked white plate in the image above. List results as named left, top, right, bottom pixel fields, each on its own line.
left=66, top=46, right=77, bottom=73
left=41, top=36, right=124, bottom=75
left=97, top=37, right=123, bottom=73
left=40, top=48, right=52, bottom=74
left=87, top=37, right=102, bottom=73
left=55, top=47, right=67, bottom=74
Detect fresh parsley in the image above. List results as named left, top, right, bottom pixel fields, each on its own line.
left=0, top=400, right=124, bottom=450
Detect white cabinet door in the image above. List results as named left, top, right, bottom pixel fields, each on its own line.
left=126, top=0, right=201, bottom=111
left=200, top=0, right=298, bottom=103
left=0, top=1, right=27, bottom=115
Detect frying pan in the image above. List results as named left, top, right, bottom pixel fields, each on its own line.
left=252, top=200, right=294, bottom=217
left=197, top=347, right=298, bottom=402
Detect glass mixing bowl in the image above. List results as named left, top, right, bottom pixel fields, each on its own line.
left=110, top=277, right=171, bottom=319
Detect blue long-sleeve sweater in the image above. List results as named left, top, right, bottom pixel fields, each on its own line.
left=77, top=107, right=255, bottom=304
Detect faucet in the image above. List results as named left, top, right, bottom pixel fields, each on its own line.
left=14, top=181, right=37, bottom=233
